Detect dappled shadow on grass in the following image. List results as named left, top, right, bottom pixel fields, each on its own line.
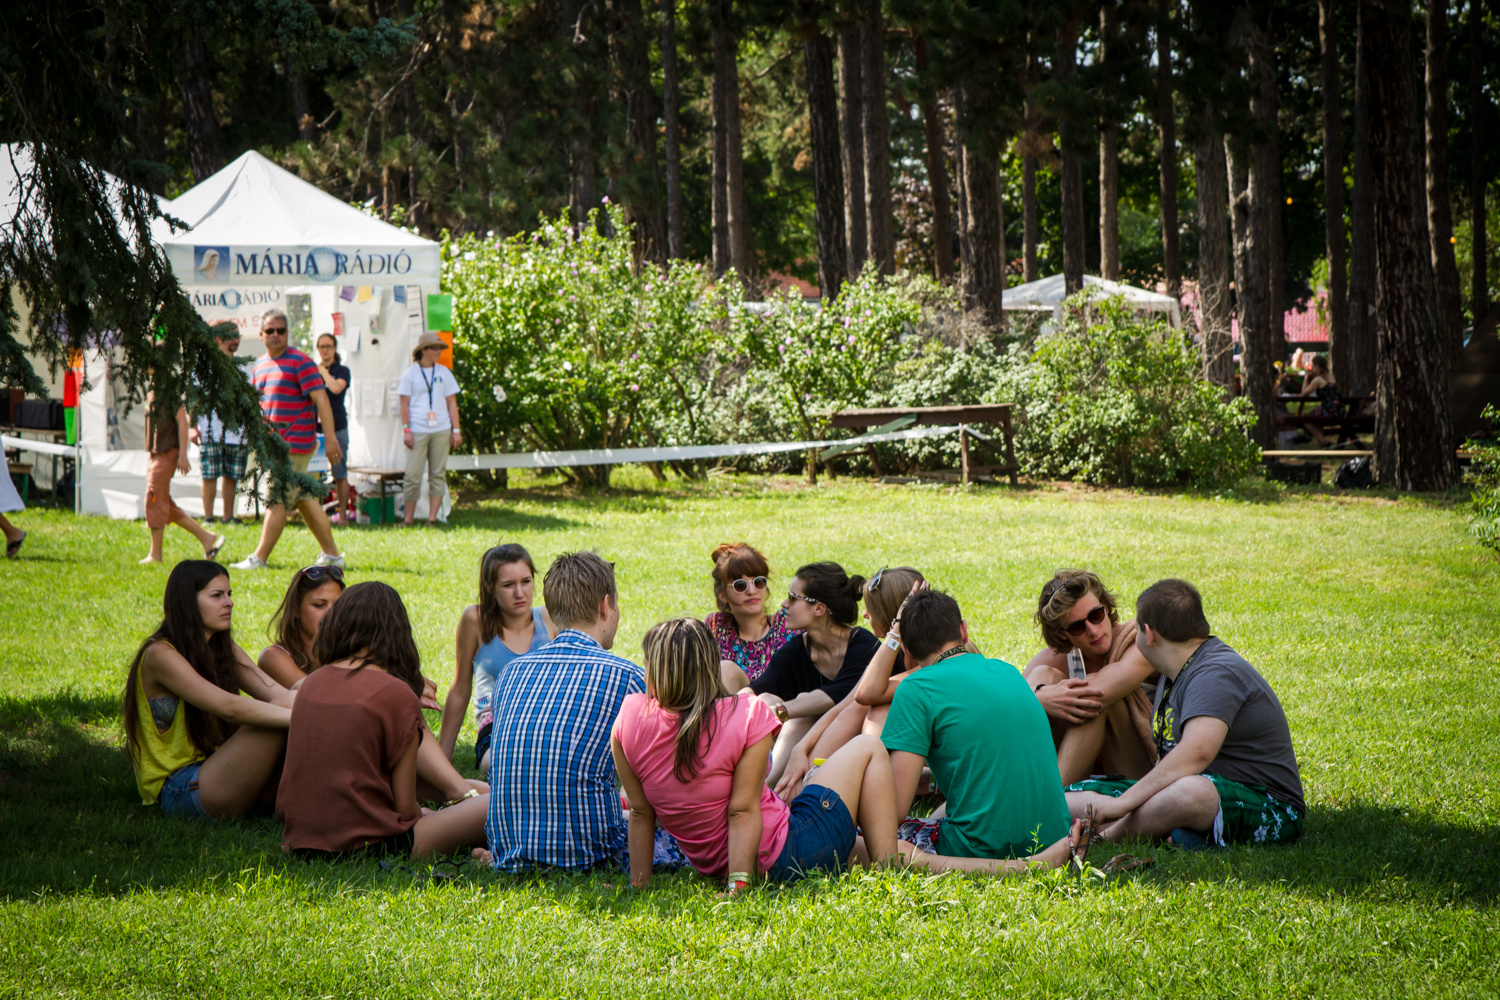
left=1105, top=801, right=1500, bottom=905
left=3, top=691, right=1496, bottom=906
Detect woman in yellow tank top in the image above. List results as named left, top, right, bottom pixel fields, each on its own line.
left=122, top=560, right=295, bottom=819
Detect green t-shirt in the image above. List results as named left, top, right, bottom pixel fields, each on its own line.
left=882, top=652, right=1071, bottom=859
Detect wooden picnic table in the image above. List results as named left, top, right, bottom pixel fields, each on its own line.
left=826, top=404, right=1018, bottom=486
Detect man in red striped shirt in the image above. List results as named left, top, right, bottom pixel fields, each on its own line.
left=232, top=308, right=345, bottom=571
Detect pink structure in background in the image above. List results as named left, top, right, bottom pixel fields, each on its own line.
left=1179, top=287, right=1330, bottom=346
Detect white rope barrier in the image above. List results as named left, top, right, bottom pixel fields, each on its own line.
left=444, top=423, right=967, bottom=471
left=2, top=434, right=77, bottom=458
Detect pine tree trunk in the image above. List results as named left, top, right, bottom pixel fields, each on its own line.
left=1228, top=135, right=1275, bottom=447
left=1195, top=123, right=1233, bottom=387
left=1472, top=2, right=1489, bottom=317
left=562, top=0, right=598, bottom=232
left=723, top=20, right=754, bottom=280
left=178, top=26, right=223, bottom=182
left=1363, top=0, right=1457, bottom=490
left=660, top=0, right=685, bottom=260
left=958, top=88, right=1004, bottom=336
left=610, top=0, right=665, bottom=265
left=1057, top=18, right=1085, bottom=295
left=286, top=44, right=316, bottom=143
left=803, top=31, right=847, bottom=299
left=1320, top=0, right=1350, bottom=390
left=838, top=30, right=867, bottom=279
left=1425, top=0, right=1462, bottom=366
left=913, top=37, right=953, bottom=282
left=861, top=1, right=895, bottom=275
left=1099, top=3, right=1119, bottom=281
left=711, top=15, right=731, bottom=276
left=1347, top=2, right=1379, bottom=395
left=1023, top=51, right=1039, bottom=284
left=1249, top=11, right=1283, bottom=348
left=1157, top=0, right=1181, bottom=298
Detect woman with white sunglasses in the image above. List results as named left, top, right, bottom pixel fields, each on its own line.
left=1023, top=569, right=1159, bottom=785
left=706, top=543, right=797, bottom=690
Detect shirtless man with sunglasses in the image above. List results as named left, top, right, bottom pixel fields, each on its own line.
left=1022, top=570, right=1159, bottom=786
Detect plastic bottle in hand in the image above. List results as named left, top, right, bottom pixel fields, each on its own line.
left=1067, top=647, right=1088, bottom=681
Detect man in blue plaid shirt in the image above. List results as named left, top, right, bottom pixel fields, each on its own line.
left=483, top=551, right=643, bottom=871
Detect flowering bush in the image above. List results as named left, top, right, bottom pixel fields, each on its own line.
left=444, top=206, right=733, bottom=486
left=1012, top=296, right=1260, bottom=488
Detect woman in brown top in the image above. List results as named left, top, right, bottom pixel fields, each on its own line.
left=278, top=581, right=490, bottom=859
left=1024, top=570, right=1159, bottom=786
left=142, top=391, right=223, bottom=565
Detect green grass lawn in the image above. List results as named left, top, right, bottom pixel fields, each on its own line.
left=1, top=470, right=1498, bottom=998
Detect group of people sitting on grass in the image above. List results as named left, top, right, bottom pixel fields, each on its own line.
left=122, top=541, right=1305, bottom=893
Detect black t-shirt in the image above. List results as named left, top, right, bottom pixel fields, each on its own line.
left=325, top=362, right=351, bottom=431
left=750, top=627, right=880, bottom=705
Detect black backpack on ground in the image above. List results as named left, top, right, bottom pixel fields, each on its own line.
left=1333, top=455, right=1373, bottom=489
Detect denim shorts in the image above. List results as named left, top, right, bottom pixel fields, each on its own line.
left=158, top=762, right=212, bottom=820
left=767, top=783, right=855, bottom=882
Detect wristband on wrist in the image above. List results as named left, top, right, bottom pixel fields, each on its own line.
left=883, top=634, right=901, bottom=652
left=726, top=872, right=753, bottom=892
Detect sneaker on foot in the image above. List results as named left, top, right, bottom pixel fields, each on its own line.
left=232, top=554, right=268, bottom=570
left=314, top=552, right=345, bottom=569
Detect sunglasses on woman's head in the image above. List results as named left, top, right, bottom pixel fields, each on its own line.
left=1064, top=605, right=1108, bottom=636
left=730, top=576, right=767, bottom=594
left=867, top=566, right=889, bottom=591
left=299, top=565, right=344, bottom=583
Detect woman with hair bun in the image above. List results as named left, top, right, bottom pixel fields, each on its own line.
left=1024, top=569, right=1158, bottom=786
left=704, top=543, right=796, bottom=690
left=743, top=561, right=877, bottom=786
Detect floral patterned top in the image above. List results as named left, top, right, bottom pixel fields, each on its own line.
left=705, top=609, right=797, bottom=682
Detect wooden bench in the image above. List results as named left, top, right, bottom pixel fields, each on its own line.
left=825, top=405, right=1018, bottom=486
left=1275, top=394, right=1375, bottom=444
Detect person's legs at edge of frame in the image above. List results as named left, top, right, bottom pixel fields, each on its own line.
left=401, top=431, right=435, bottom=526
left=424, top=427, right=450, bottom=526
left=238, top=452, right=340, bottom=568
left=767, top=733, right=899, bottom=880
left=1, top=462, right=26, bottom=557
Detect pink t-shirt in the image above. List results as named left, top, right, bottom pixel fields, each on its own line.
left=614, top=690, right=788, bottom=877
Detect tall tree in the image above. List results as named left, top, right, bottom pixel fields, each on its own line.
left=861, top=0, right=896, bottom=274
left=661, top=0, right=685, bottom=259
left=1471, top=0, right=1489, bottom=319
left=179, top=24, right=225, bottom=181
left=838, top=29, right=868, bottom=277
left=608, top=0, right=666, bottom=264
left=958, top=88, right=1006, bottom=335
left=1195, top=125, right=1233, bottom=387
left=1156, top=0, right=1181, bottom=297
left=1099, top=1, right=1120, bottom=281
left=562, top=0, right=601, bottom=231
left=711, top=5, right=732, bottom=275
left=913, top=36, right=954, bottom=281
left=1426, top=0, right=1463, bottom=365
left=1319, top=0, right=1350, bottom=390
left=1227, top=133, right=1274, bottom=446
left=1251, top=7, right=1283, bottom=348
left=802, top=27, right=847, bottom=297
left=1057, top=15, right=1085, bottom=294
left=1022, top=47, right=1040, bottom=283
left=1363, top=0, right=1456, bottom=490
left=723, top=20, right=754, bottom=279
left=1346, top=1, right=1379, bottom=394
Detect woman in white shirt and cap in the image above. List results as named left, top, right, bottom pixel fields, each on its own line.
left=397, top=331, right=462, bottom=526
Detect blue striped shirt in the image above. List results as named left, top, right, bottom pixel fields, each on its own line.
left=484, top=629, right=644, bottom=871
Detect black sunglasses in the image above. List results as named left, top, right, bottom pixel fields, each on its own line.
left=730, top=576, right=767, bottom=594
left=1064, top=605, right=1108, bottom=636
left=299, top=565, right=344, bottom=584
left=262, top=325, right=288, bottom=334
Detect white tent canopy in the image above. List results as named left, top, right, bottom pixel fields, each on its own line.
left=1003, top=273, right=1183, bottom=329
left=70, top=150, right=445, bottom=519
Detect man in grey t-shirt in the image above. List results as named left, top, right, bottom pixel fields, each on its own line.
left=1065, top=579, right=1304, bottom=848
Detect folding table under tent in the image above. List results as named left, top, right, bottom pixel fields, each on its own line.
left=1002, top=273, right=1184, bottom=330
left=73, top=150, right=445, bottom=520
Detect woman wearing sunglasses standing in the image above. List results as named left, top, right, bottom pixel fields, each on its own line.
left=706, top=543, right=797, bottom=691
left=743, top=562, right=878, bottom=787
left=1024, top=570, right=1159, bottom=785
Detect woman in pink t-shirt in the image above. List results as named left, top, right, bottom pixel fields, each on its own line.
left=611, top=617, right=902, bottom=894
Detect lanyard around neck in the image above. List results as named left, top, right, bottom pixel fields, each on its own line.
left=418, top=365, right=438, bottom=408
